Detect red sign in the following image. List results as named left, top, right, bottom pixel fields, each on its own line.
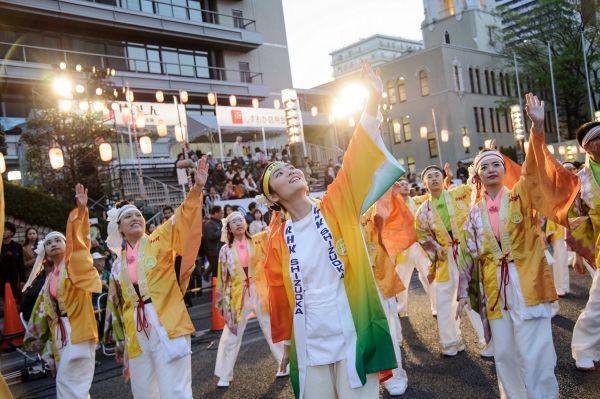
left=231, top=110, right=243, bottom=124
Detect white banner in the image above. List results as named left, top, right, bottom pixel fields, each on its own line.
left=112, top=102, right=187, bottom=128
left=216, top=106, right=286, bottom=128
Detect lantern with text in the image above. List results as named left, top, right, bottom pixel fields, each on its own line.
left=282, top=89, right=303, bottom=145
left=155, top=90, right=164, bottom=103
left=229, top=95, right=237, bottom=107
left=510, top=105, right=526, bottom=141
left=208, top=92, right=216, bottom=106
left=139, top=136, right=152, bottom=154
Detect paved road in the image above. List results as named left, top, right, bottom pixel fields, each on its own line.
left=6, top=269, right=600, bottom=398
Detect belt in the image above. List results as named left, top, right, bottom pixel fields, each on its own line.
left=136, top=297, right=152, bottom=339
left=491, top=254, right=512, bottom=311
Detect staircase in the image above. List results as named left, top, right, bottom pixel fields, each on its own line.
left=120, top=169, right=185, bottom=211
left=305, top=143, right=344, bottom=193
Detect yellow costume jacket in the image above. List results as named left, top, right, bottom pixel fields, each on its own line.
left=108, top=189, right=203, bottom=359
left=216, top=232, right=269, bottom=334
left=24, top=208, right=102, bottom=364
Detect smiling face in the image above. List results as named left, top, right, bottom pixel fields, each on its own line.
left=266, top=163, right=308, bottom=205
left=477, top=157, right=506, bottom=188
left=44, top=236, right=66, bottom=259
left=118, top=209, right=146, bottom=242
left=423, top=170, right=444, bottom=193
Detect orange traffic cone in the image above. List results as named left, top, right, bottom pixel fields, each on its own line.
left=211, top=277, right=225, bottom=331
left=2, top=283, right=24, bottom=348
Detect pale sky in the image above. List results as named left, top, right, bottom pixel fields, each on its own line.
left=281, top=0, right=425, bottom=89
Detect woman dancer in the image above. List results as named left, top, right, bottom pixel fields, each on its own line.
left=105, top=159, right=207, bottom=398
left=457, top=93, right=578, bottom=398
left=262, top=61, right=402, bottom=399
left=24, top=184, right=102, bottom=399
left=214, top=211, right=284, bottom=387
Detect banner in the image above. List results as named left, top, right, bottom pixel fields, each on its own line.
left=112, top=102, right=187, bottom=128
left=216, top=106, right=286, bottom=128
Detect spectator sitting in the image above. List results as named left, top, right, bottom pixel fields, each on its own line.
left=225, top=164, right=236, bottom=181
left=205, top=186, right=221, bottom=210
left=206, top=152, right=217, bottom=170
left=243, top=174, right=259, bottom=197
left=222, top=180, right=239, bottom=200
left=162, top=206, right=174, bottom=223
left=211, top=163, right=227, bottom=192
left=324, top=159, right=336, bottom=187
left=255, top=147, right=267, bottom=163
left=249, top=209, right=268, bottom=235
left=232, top=174, right=246, bottom=198
left=245, top=202, right=257, bottom=225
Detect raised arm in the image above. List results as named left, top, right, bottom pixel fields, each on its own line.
left=66, top=184, right=101, bottom=293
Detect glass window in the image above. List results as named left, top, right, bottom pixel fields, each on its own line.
left=484, top=70, right=490, bottom=94
left=474, top=107, right=480, bottom=132
left=428, top=138, right=438, bottom=158
left=127, top=46, right=148, bottom=72
left=475, top=68, right=481, bottom=93
left=419, top=70, right=429, bottom=96
left=407, top=156, right=416, bottom=174
left=469, top=67, right=475, bottom=92
left=179, top=52, right=195, bottom=76
left=195, top=54, right=210, bottom=78
left=172, top=0, right=188, bottom=20
left=490, top=108, right=496, bottom=132
left=392, top=119, right=402, bottom=143
left=232, top=9, right=244, bottom=28
left=491, top=71, right=497, bottom=95
left=480, top=107, right=487, bottom=132
left=147, top=49, right=161, bottom=74
left=397, top=78, right=406, bottom=102
left=161, top=49, right=180, bottom=75
left=499, top=72, right=506, bottom=96
left=386, top=81, right=397, bottom=104
left=239, top=61, right=251, bottom=83
left=402, top=116, right=412, bottom=141
left=158, top=2, right=174, bottom=18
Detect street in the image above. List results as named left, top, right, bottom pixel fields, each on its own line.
left=6, top=269, right=600, bottom=399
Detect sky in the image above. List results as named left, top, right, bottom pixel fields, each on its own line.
left=281, top=0, right=425, bottom=89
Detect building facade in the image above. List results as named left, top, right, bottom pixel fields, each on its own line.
left=330, top=34, right=423, bottom=79
left=0, top=0, right=293, bottom=173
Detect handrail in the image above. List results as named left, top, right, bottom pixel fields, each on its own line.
left=80, top=0, right=257, bottom=30
left=0, top=41, right=263, bottom=84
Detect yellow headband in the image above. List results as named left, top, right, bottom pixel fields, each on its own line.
left=261, top=161, right=286, bottom=197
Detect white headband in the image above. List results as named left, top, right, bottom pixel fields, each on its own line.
left=106, top=204, right=142, bottom=256
left=581, top=126, right=600, bottom=148
left=473, top=151, right=504, bottom=172
left=22, top=231, right=66, bottom=292
left=221, top=211, right=246, bottom=242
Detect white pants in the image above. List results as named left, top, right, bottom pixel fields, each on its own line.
left=55, top=317, right=96, bottom=399
left=489, top=276, right=558, bottom=399
left=395, top=242, right=437, bottom=315
left=129, top=307, right=192, bottom=399
left=303, top=359, right=378, bottom=399
left=551, top=238, right=570, bottom=295
left=436, top=250, right=486, bottom=353
left=572, top=269, right=600, bottom=366
left=215, top=282, right=283, bottom=382
left=382, top=297, right=408, bottom=393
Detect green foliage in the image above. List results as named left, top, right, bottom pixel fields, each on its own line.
left=22, top=109, right=116, bottom=203
left=497, top=0, right=600, bottom=138
left=4, top=180, right=73, bottom=232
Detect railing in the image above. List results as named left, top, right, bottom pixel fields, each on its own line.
left=306, top=143, right=344, bottom=166
left=0, top=41, right=263, bottom=84
left=121, top=169, right=185, bottom=210
left=81, top=0, right=257, bottom=30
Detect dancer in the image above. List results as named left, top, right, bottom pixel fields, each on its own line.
left=262, top=61, right=402, bottom=399
left=362, top=206, right=408, bottom=396
left=214, top=211, right=284, bottom=387
left=457, top=93, right=577, bottom=398
left=105, top=159, right=207, bottom=398
left=415, top=166, right=488, bottom=356
left=23, top=184, right=102, bottom=399
left=378, top=178, right=436, bottom=317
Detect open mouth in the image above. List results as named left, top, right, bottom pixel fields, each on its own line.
left=289, top=176, right=301, bottom=184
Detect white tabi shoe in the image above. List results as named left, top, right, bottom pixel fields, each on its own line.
left=479, top=342, right=494, bottom=358
left=217, top=378, right=230, bottom=388
left=575, top=359, right=596, bottom=371
left=383, top=376, right=408, bottom=396
left=275, top=364, right=290, bottom=378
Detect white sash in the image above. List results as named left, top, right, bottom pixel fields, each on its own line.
left=284, top=205, right=360, bottom=399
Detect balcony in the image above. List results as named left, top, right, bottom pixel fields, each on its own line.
left=0, top=41, right=269, bottom=98
left=0, top=0, right=263, bottom=51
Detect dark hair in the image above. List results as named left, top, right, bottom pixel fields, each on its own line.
left=576, top=121, right=600, bottom=146
left=115, top=200, right=131, bottom=209
left=210, top=205, right=222, bottom=215
left=248, top=202, right=257, bottom=211
left=253, top=209, right=263, bottom=219
left=23, top=227, right=38, bottom=246
left=162, top=206, right=174, bottom=214
left=4, top=222, right=16, bottom=234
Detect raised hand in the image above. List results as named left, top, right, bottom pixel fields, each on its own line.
left=193, top=157, right=209, bottom=192
left=525, top=93, right=545, bottom=135
left=361, top=60, right=383, bottom=116
left=444, top=163, right=453, bottom=179
left=75, top=183, right=88, bottom=210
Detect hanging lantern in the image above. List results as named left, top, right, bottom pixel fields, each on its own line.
left=59, top=62, right=67, bottom=70
left=95, top=87, right=103, bottom=96
left=156, top=120, right=167, bottom=137
left=75, top=64, right=82, bottom=72
left=79, top=101, right=89, bottom=112
left=558, top=145, right=566, bottom=155
left=113, top=89, right=118, bottom=98
left=441, top=129, right=449, bottom=142
left=175, top=124, right=185, bottom=143
left=155, top=90, right=164, bottom=103
left=75, top=84, right=85, bottom=94
left=547, top=145, right=555, bottom=154
left=139, top=136, right=152, bottom=154
left=99, top=142, right=112, bottom=162
left=49, top=147, right=64, bottom=170
left=229, top=95, right=237, bottom=107
left=180, top=90, right=189, bottom=104
left=311, top=106, right=318, bottom=117
left=207, top=92, right=216, bottom=106
left=462, top=135, right=470, bottom=148
left=420, top=126, right=428, bottom=139
left=273, top=99, right=281, bottom=109
left=135, top=111, right=146, bottom=129
left=111, top=69, right=116, bottom=77
left=126, top=89, right=134, bottom=102
left=252, top=98, right=259, bottom=109
left=121, top=106, right=132, bottom=125
left=0, top=153, right=5, bottom=174
left=111, top=102, right=119, bottom=111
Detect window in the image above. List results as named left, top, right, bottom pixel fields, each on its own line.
left=484, top=70, right=490, bottom=94
left=491, top=71, right=497, bottom=95
left=480, top=107, right=487, bottom=132
left=407, top=156, right=416, bottom=174
left=239, top=61, right=251, bottom=83
left=127, top=45, right=149, bottom=72
left=474, top=107, right=481, bottom=132
left=504, top=109, right=511, bottom=133
left=445, top=31, right=450, bottom=44
left=387, top=81, right=397, bottom=104
left=428, top=138, right=438, bottom=158
left=468, top=67, right=475, bottom=93
left=475, top=68, right=481, bottom=93
left=419, top=70, right=429, bottom=96
left=453, top=65, right=463, bottom=92
left=495, top=109, right=502, bottom=132
left=402, top=116, right=412, bottom=141
left=232, top=9, right=244, bottom=29
left=506, top=74, right=512, bottom=97
left=392, top=120, right=402, bottom=143
left=499, top=72, right=506, bottom=96
left=490, top=108, right=496, bottom=132
left=397, top=77, right=407, bottom=102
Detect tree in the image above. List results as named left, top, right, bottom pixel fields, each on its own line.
left=497, top=0, right=600, bottom=139
left=22, top=109, right=115, bottom=203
